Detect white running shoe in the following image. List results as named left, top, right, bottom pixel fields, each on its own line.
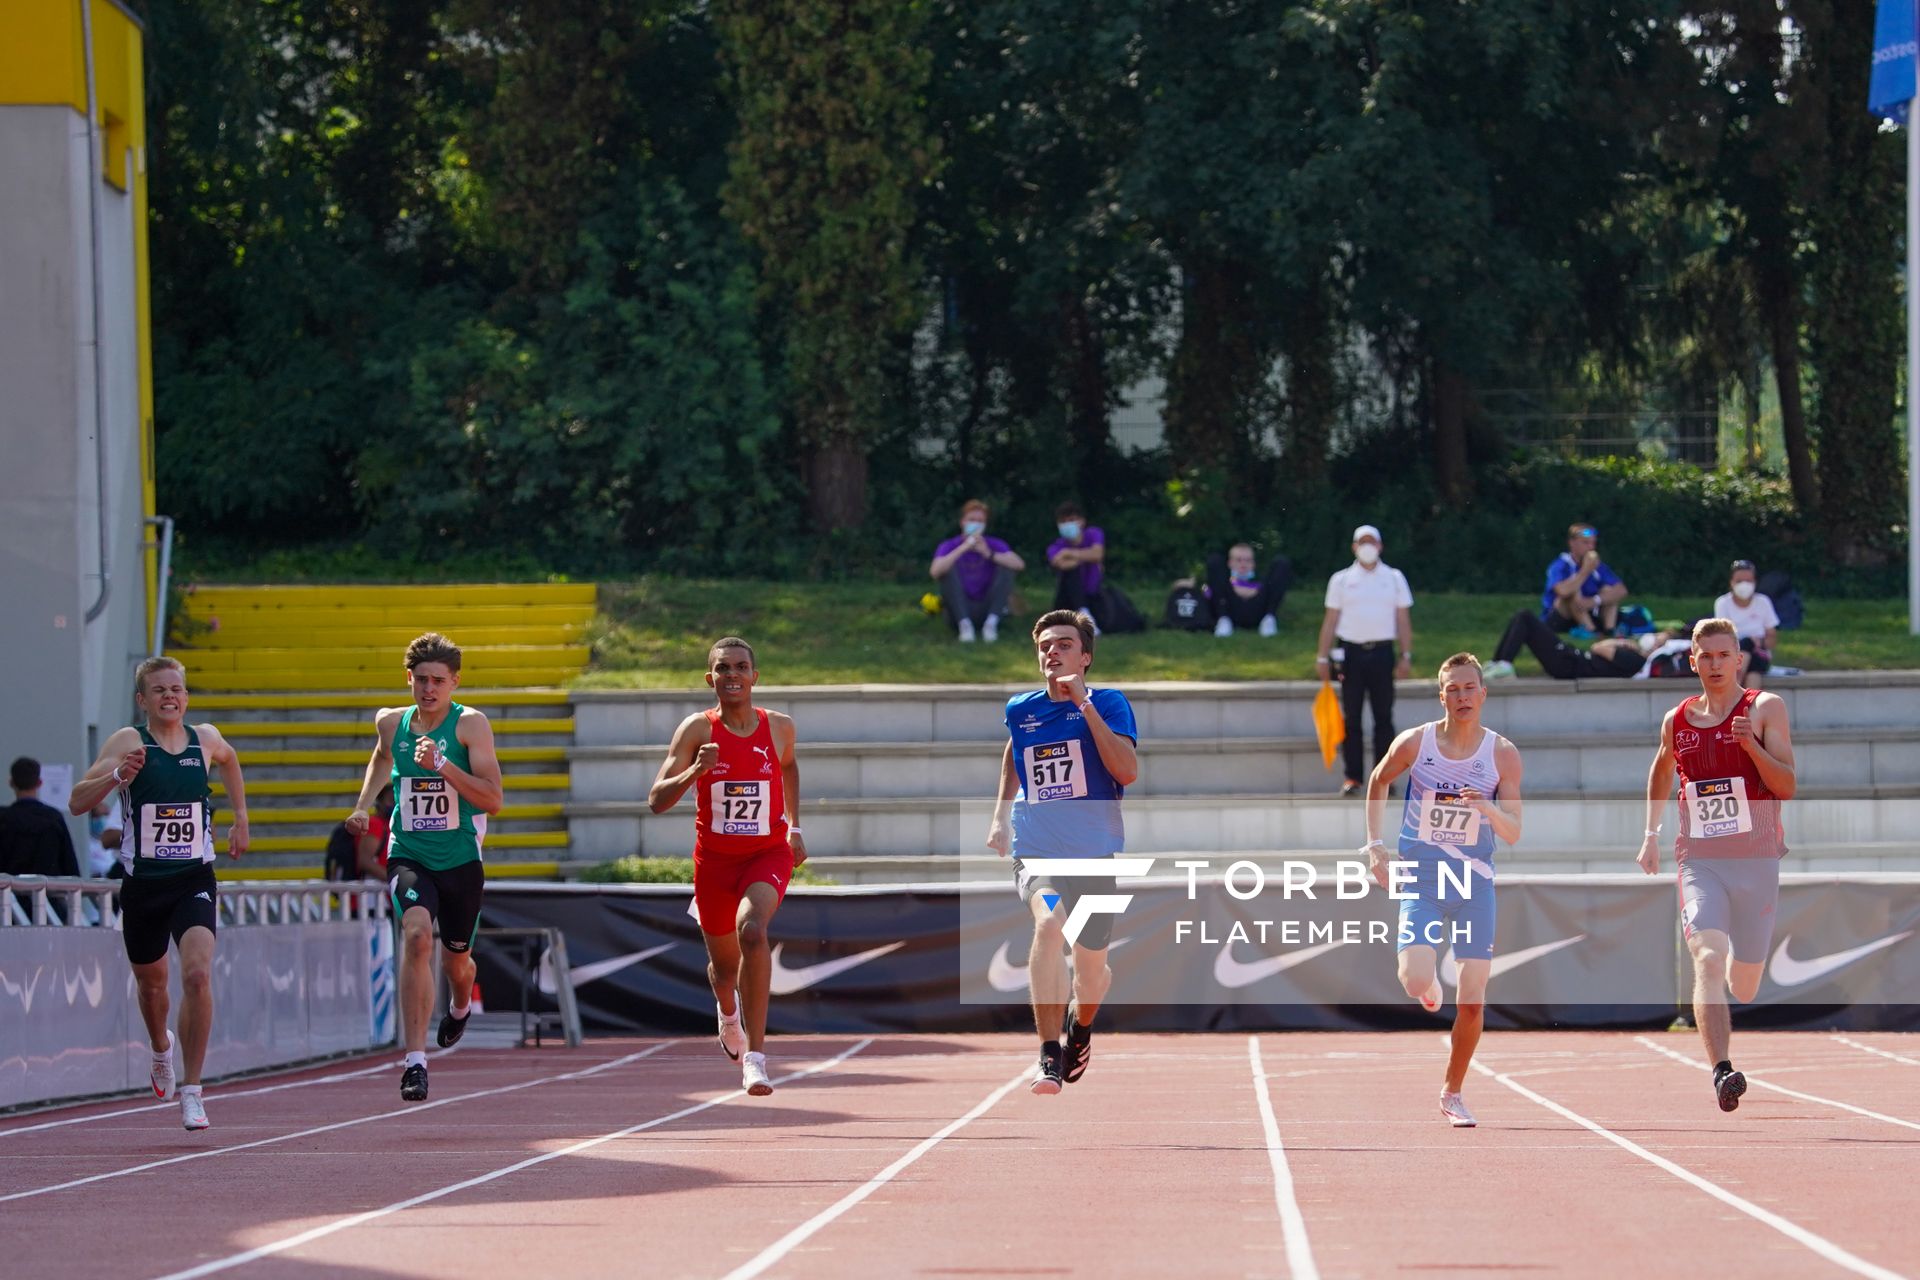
left=1258, top=614, right=1278, bottom=637
left=1483, top=659, right=1517, bottom=680
left=981, top=614, right=1000, bottom=643
left=957, top=619, right=977, bottom=643
left=180, top=1089, right=209, bottom=1131
left=742, top=1051, right=774, bottom=1097
left=1419, top=976, right=1444, bottom=1013
left=1440, top=1092, right=1477, bottom=1128
left=1213, top=616, right=1234, bottom=637
left=717, top=1001, right=748, bottom=1061
left=150, top=1030, right=177, bottom=1100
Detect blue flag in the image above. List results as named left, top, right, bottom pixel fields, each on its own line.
left=1871, top=0, right=1918, bottom=123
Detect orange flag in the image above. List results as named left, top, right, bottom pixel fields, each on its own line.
left=1312, top=679, right=1345, bottom=771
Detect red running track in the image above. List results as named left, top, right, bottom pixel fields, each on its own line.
left=1, top=1031, right=1915, bottom=1279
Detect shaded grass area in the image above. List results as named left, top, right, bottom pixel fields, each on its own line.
left=581, top=578, right=1920, bottom=686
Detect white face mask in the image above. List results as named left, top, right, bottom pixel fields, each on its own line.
left=1732, top=581, right=1756, bottom=602
left=1355, top=543, right=1381, bottom=567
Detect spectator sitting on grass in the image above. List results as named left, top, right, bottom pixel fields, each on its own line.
left=930, top=498, right=1024, bottom=644
left=1047, top=501, right=1109, bottom=629
left=1205, top=542, right=1293, bottom=637
left=1712, top=559, right=1779, bottom=682
left=1485, top=610, right=1684, bottom=681
left=1541, top=522, right=1629, bottom=636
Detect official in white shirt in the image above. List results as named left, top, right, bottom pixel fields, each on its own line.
left=1316, top=525, right=1415, bottom=795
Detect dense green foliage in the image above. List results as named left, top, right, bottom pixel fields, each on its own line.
left=144, top=0, right=1910, bottom=592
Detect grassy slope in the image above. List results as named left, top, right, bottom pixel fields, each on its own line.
left=580, top=578, right=1920, bottom=686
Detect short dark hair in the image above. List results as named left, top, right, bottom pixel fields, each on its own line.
left=405, top=632, right=462, bottom=672
left=709, top=635, right=755, bottom=667
left=1031, top=609, right=1096, bottom=655
left=9, top=756, right=40, bottom=791
left=1055, top=501, right=1084, bottom=521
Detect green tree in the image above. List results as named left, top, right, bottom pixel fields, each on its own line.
left=714, top=0, right=943, bottom=529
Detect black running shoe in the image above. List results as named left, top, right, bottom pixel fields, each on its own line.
left=1713, top=1064, right=1747, bottom=1113
left=437, top=1008, right=470, bottom=1049
left=1029, top=1043, right=1064, bottom=1096
left=400, top=1063, right=429, bottom=1102
left=1062, top=1003, right=1093, bottom=1084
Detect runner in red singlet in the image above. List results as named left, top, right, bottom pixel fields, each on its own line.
left=1637, top=617, right=1796, bottom=1112
left=649, top=636, right=804, bottom=1097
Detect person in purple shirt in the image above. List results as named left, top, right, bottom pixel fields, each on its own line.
left=1047, top=500, right=1109, bottom=619
left=930, top=498, right=1025, bottom=642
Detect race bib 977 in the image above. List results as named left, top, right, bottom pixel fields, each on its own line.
left=1415, top=789, right=1482, bottom=847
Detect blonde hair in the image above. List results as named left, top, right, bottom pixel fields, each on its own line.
left=1691, top=617, right=1737, bottom=647
left=134, top=656, right=186, bottom=691
left=1437, top=652, right=1483, bottom=686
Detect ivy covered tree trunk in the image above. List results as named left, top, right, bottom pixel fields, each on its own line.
left=1804, top=0, right=1902, bottom=564
left=715, top=0, right=940, bottom=531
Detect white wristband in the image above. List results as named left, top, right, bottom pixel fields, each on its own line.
left=787, top=826, right=803, bottom=837
left=1363, top=839, right=1386, bottom=852
left=1644, top=827, right=1662, bottom=838
left=110, top=767, right=125, bottom=785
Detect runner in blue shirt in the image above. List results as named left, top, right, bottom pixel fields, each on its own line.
left=987, top=609, right=1139, bottom=1095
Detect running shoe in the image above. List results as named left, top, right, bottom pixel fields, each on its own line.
left=1482, top=659, right=1516, bottom=680
left=436, top=1008, right=470, bottom=1049
left=1029, top=1044, right=1064, bottom=1096
left=150, top=1029, right=176, bottom=1100
left=1713, top=1064, right=1747, bottom=1113
left=1258, top=614, right=1278, bottom=638
left=400, top=1062, right=429, bottom=1102
left=982, top=615, right=1000, bottom=643
left=1419, top=976, right=1444, bottom=1013
left=742, top=1051, right=774, bottom=1097
left=1439, top=1092, right=1477, bottom=1128
left=1062, top=1004, right=1093, bottom=1084
left=179, top=1090, right=209, bottom=1131
left=717, top=997, right=747, bottom=1061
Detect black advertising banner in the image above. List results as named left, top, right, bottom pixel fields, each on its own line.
left=478, top=876, right=1920, bottom=1036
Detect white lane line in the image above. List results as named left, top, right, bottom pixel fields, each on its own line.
left=2, top=1043, right=671, bottom=1203
left=0, top=1052, right=430, bottom=1138
left=1249, top=1036, right=1322, bottom=1280
left=148, top=1038, right=874, bottom=1280
left=719, top=1060, right=1027, bottom=1280
left=1834, top=1035, right=1920, bottom=1068
left=1472, top=1058, right=1908, bottom=1280
left=1634, top=1036, right=1920, bottom=1134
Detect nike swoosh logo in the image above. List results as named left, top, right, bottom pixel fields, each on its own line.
left=1440, top=934, right=1587, bottom=987
left=537, top=942, right=677, bottom=996
left=1768, top=931, right=1913, bottom=989
left=1213, top=938, right=1352, bottom=989
left=987, top=938, right=1132, bottom=992
left=769, top=941, right=906, bottom=995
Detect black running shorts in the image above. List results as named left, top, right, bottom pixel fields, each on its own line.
left=119, top=864, right=219, bottom=966
left=388, top=858, right=485, bottom=952
left=1013, top=857, right=1121, bottom=951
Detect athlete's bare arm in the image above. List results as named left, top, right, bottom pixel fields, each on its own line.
left=649, top=713, right=718, bottom=814
left=986, top=741, right=1017, bottom=858
left=1733, top=692, right=1795, bottom=799
left=199, top=724, right=251, bottom=858
left=1638, top=708, right=1679, bottom=874
left=443, top=711, right=505, bottom=816
left=1364, top=727, right=1425, bottom=884
left=1462, top=736, right=1523, bottom=847
left=346, top=708, right=403, bottom=834
left=1052, top=673, right=1137, bottom=785
left=770, top=711, right=806, bottom=867
left=69, top=726, right=146, bottom=815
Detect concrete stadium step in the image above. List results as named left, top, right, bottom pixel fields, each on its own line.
left=194, top=691, right=572, bottom=718
left=234, top=829, right=569, bottom=855
left=566, top=789, right=1920, bottom=861
left=216, top=802, right=566, bottom=826
left=242, top=747, right=567, bottom=767
left=216, top=858, right=564, bottom=881
left=189, top=667, right=585, bottom=692
left=569, top=726, right=1920, bottom=803
left=192, top=624, right=588, bottom=650
left=220, top=717, right=573, bottom=751
left=215, top=773, right=570, bottom=799
left=573, top=675, right=1920, bottom=747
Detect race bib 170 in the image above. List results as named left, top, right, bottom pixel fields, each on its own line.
left=399, top=776, right=457, bottom=833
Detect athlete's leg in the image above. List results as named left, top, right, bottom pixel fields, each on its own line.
left=704, top=926, right=742, bottom=1017
left=398, top=904, right=436, bottom=1055
left=1445, top=958, right=1490, bottom=1092
left=1727, top=960, right=1763, bottom=1004
left=1687, top=926, right=1735, bottom=1065
left=1069, top=942, right=1112, bottom=1023
left=735, top=881, right=782, bottom=1052
left=1396, top=943, right=1439, bottom=1001
left=1597, top=582, right=1628, bottom=632
left=175, top=927, right=216, bottom=1086
left=132, top=954, right=172, bottom=1053
left=1027, top=892, right=1069, bottom=1041
left=441, top=946, right=476, bottom=1015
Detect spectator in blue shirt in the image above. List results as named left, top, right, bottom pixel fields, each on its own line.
left=1541, top=522, right=1629, bottom=636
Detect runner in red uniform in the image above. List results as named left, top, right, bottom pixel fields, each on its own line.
left=1637, top=617, right=1796, bottom=1112
left=650, top=636, right=804, bottom=1097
